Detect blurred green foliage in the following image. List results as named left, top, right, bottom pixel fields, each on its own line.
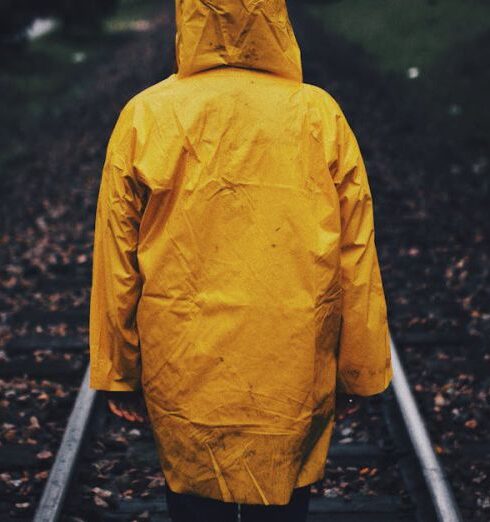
left=308, top=0, right=490, bottom=74
left=0, top=0, right=162, bottom=173
left=0, top=0, right=119, bottom=43
left=308, top=0, right=490, bottom=151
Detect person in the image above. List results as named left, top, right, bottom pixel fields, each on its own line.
left=89, top=0, right=394, bottom=520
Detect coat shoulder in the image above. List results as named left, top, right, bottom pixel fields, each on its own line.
left=116, top=74, right=179, bottom=124
left=301, top=83, right=358, bottom=148
left=301, top=82, right=344, bottom=117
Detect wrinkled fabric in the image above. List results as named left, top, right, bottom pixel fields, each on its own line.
left=89, top=0, right=393, bottom=506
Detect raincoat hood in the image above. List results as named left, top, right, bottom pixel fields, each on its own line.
left=175, top=0, right=302, bottom=81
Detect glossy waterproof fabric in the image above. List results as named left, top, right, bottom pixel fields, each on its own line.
left=89, top=0, right=393, bottom=506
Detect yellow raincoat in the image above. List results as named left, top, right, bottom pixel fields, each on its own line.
left=89, top=0, right=393, bottom=505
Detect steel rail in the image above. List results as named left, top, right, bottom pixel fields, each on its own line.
left=389, top=330, right=464, bottom=522
left=33, top=367, right=97, bottom=522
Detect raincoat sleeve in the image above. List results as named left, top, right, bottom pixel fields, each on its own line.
left=333, top=111, right=393, bottom=396
left=89, top=103, right=147, bottom=392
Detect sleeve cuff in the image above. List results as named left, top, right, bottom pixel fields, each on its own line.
left=89, top=371, right=141, bottom=392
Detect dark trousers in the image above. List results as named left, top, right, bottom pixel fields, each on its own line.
left=165, top=482, right=312, bottom=522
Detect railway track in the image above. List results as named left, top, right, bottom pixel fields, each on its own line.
left=1, top=273, right=464, bottom=522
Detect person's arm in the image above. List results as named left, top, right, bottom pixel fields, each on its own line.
left=89, top=103, right=148, bottom=393
left=333, top=110, right=393, bottom=397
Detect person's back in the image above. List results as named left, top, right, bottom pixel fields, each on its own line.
left=89, top=0, right=393, bottom=515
